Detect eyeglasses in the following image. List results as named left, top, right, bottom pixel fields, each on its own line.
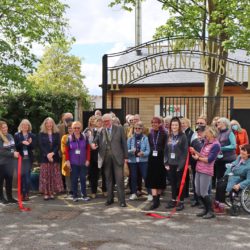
left=73, top=127, right=81, bottom=129
left=103, top=120, right=110, bottom=122
left=196, top=122, right=205, bottom=125
left=135, top=127, right=142, bottom=130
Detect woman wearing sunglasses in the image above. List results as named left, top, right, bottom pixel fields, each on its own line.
left=127, top=121, right=150, bottom=201
left=65, top=121, right=90, bottom=202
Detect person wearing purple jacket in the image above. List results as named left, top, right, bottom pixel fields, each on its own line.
left=65, top=121, right=91, bottom=202
left=190, top=126, right=221, bottom=219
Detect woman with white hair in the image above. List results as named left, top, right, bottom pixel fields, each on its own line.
left=214, top=117, right=236, bottom=188
left=230, top=120, right=249, bottom=155
left=65, top=121, right=90, bottom=202
left=14, top=119, right=36, bottom=201
left=127, top=121, right=150, bottom=201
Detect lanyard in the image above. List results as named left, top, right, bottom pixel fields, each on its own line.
left=76, top=140, right=79, bottom=149
left=151, top=130, right=160, bottom=151
left=134, top=136, right=142, bottom=151
left=171, top=135, right=179, bottom=151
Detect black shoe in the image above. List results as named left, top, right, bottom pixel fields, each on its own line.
left=166, top=200, right=176, bottom=209
left=120, top=202, right=127, bottom=207
left=8, top=198, right=18, bottom=203
left=196, top=210, right=207, bottom=217
left=105, top=199, right=114, bottom=206
left=191, top=200, right=200, bottom=207
left=0, top=198, right=9, bottom=204
left=198, top=204, right=205, bottom=209
left=176, top=203, right=184, bottom=211
left=149, top=203, right=160, bottom=210
left=203, top=211, right=215, bottom=219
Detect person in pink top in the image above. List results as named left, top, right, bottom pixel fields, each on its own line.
left=190, top=126, right=221, bottom=219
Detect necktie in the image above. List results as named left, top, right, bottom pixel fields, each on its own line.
left=107, top=128, right=111, bottom=139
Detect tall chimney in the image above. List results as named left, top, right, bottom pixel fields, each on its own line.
left=135, top=0, right=142, bottom=55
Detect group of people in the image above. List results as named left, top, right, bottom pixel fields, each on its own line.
left=0, top=111, right=250, bottom=219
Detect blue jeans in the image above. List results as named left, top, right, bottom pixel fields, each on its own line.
left=128, top=162, right=150, bottom=194
left=21, top=159, right=31, bottom=196
left=71, top=164, right=87, bottom=198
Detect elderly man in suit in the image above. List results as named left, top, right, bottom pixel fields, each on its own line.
left=92, top=113, right=128, bottom=207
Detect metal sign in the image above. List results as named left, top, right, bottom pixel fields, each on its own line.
left=102, top=37, right=250, bottom=109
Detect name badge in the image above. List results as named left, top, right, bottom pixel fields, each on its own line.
left=170, top=153, right=176, bottom=159
left=75, top=149, right=81, bottom=155
left=153, top=150, right=158, bottom=157
left=23, top=150, right=28, bottom=156
left=136, top=157, right=140, bottom=163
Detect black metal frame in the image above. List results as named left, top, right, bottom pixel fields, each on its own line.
left=160, top=96, right=234, bottom=125
left=102, top=36, right=250, bottom=110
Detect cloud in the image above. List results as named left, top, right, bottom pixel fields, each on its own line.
left=66, top=0, right=168, bottom=45
left=65, top=0, right=133, bottom=44
left=81, top=63, right=102, bottom=95
left=66, top=0, right=169, bottom=95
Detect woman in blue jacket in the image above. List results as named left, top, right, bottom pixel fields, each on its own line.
left=225, top=144, right=250, bottom=192
left=215, top=144, right=250, bottom=213
left=14, top=119, right=36, bottom=201
left=127, top=121, right=150, bottom=201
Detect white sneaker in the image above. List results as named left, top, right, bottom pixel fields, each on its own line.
left=73, top=197, right=78, bottom=202
left=82, top=196, right=90, bottom=201
left=147, top=194, right=153, bottom=201
left=129, top=194, right=138, bottom=200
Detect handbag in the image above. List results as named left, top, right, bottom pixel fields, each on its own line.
left=124, top=162, right=130, bottom=177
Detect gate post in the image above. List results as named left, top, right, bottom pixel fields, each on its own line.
left=230, top=96, right=234, bottom=119
left=160, top=97, right=164, bottom=117
left=102, top=54, right=108, bottom=111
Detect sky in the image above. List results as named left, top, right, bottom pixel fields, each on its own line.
left=64, top=0, right=168, bottom=95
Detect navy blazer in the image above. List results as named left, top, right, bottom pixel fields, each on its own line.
left=38, top=132, right=60, bottom=163
left=14, top=132, right=36, bottom=163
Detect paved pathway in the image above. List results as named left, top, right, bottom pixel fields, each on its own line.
left=0, top=189, right=250, bottom=250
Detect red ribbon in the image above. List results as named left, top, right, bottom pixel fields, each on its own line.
left=146, top=149, right=190, bottom=219
left=17, top=156, right=31, bottom=211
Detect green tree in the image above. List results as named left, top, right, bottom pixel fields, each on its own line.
left=28, top=41, right=88, bottom=98
left=0, top=0, right=68, bottom=91
left=0, top=92, right=77, bottom=134
left=27, top=41, right=91, bottom=113
left=109, top=0, right=250, bottom=121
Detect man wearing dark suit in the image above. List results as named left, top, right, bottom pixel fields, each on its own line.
left=92, top=113, right=128, bottom=207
